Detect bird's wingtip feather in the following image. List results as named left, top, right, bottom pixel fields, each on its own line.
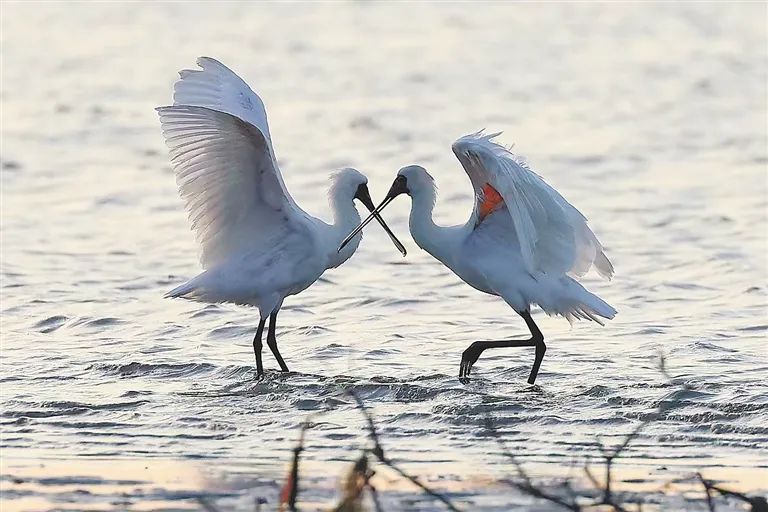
left=196, top=56, right=234, bottom=73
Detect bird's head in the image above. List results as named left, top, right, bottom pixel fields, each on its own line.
left=329, top=167, right=375, bottom=210
left=331, top=168, right=407, bottom=256
left=391, top=165, right=434, bottom=199
left=336, top=165, right=436, bottom=256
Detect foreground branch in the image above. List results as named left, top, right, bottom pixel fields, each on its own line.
left=348, top=390, right=463, bottom=512
left=279, top=418, right=314, bottom=512
left=697, top=473, right=768, bottom=512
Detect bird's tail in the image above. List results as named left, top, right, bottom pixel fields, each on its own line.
left=537, top=277, right=617, bottom=325
left=165, top=280, right=199, bottom=300
left=562, top=291, right=616, bottom=325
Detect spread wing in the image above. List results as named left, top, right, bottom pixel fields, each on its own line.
left=172, top=56, right=298, bottom=208
left=452, top=131, right=613, bottom=280
left=157, top=105, right=311, bottom=268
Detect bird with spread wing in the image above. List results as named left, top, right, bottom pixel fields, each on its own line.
left=340, top=131, right=615, bottom=384
left=157, top=57, right=405, bottom=379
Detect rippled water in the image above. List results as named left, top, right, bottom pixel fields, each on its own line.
left=2, top=3, right=766, bottom=511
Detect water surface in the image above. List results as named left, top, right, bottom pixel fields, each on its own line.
left=2, top=3, right=766, bottom=511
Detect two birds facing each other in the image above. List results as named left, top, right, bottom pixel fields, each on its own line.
left=157, top=57, right=617, bottom=385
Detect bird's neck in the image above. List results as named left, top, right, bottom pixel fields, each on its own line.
left=326, top=190, right=362, bottom=269
left=408, top=186, right=457, bottom=264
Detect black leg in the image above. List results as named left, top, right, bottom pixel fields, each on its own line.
left=458, top=310, right=546, bottom=385
left=267, top=309, right=289, bottom=372
left=253, top=317, right=267, bottom=380
left=521, top=311, right=546, bottom=384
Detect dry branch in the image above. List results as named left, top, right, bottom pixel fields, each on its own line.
left=197, top=353, right=765, bottom=512
left=347, top=390, right=463, bottom=512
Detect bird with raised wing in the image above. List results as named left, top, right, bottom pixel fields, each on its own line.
left=157, top=57, right=405, bottom=379
left=340, top=131, right=615, bottom=384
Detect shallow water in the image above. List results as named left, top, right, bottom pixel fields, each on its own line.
left=1, top=3, right=767, bottom=511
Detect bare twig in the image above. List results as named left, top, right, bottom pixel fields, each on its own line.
left=347, top=390, right=463, bottom=512
left=586, top=352, right=693, bottom=511
left=482, top=418, right=533, bottom=487
left=697, top=473, right=768, bottom=512
left=484, top=417, right=582, bottom=511
left=367, top=482, right=383, bottom=512
left=594, top=421, right=646, bottom=511
left=279, top=417, right=313, bottom=512
left=583, top=458, right=601, bottom=491
left=560, top=476, right=581, bottom=506
left=203, top=354, right=765, bottom=512
left=482, top=353, right=708, bottom=512
left=698, top=473, right=716, bottom=512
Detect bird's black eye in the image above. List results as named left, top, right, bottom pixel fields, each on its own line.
left=396, top=174, right=408, bottom=192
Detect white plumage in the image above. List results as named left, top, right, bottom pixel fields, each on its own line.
left=340, top=131, right=616, bottom=384
left=158, top=57, right=404, bottom=378
left=452, top=131, right=614, bottom=281
left=174, top=56, right=275, bottom=148
left=158, top=105, right=308, bottom=269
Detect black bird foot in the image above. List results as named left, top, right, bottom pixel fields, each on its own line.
left=458, top=342, right=483, bottom=384
left=458, top=310, right=546, bottom=385
left=255, top=368, right=290, bottom=382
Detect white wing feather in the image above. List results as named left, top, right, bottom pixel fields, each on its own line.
left=452, top=132, right=614, bottom=280
left=157, top=105, right=311, bottom=268
left=174, top=56, right=273, bottom=145
left=172, top=57, right=301, bottom=210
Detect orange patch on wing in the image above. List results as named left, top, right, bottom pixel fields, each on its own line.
left=479, top=183, right=504, bottom=220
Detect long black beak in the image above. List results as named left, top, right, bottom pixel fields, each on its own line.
left=350, top=183, right=407, bottom=256
left=340, top=177, right=408, bottom=254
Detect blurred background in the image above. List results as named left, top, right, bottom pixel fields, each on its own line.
left=1, top=2, right=766, bottom=511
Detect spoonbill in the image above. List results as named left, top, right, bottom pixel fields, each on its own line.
left=340, top=131, right=615, bottom=384
left=157, top=57, right=405, bottom=379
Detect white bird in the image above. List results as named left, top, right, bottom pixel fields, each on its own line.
left=157, top=57, right=405, bottom=379
left=340, top=131, right=616, bottom=384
